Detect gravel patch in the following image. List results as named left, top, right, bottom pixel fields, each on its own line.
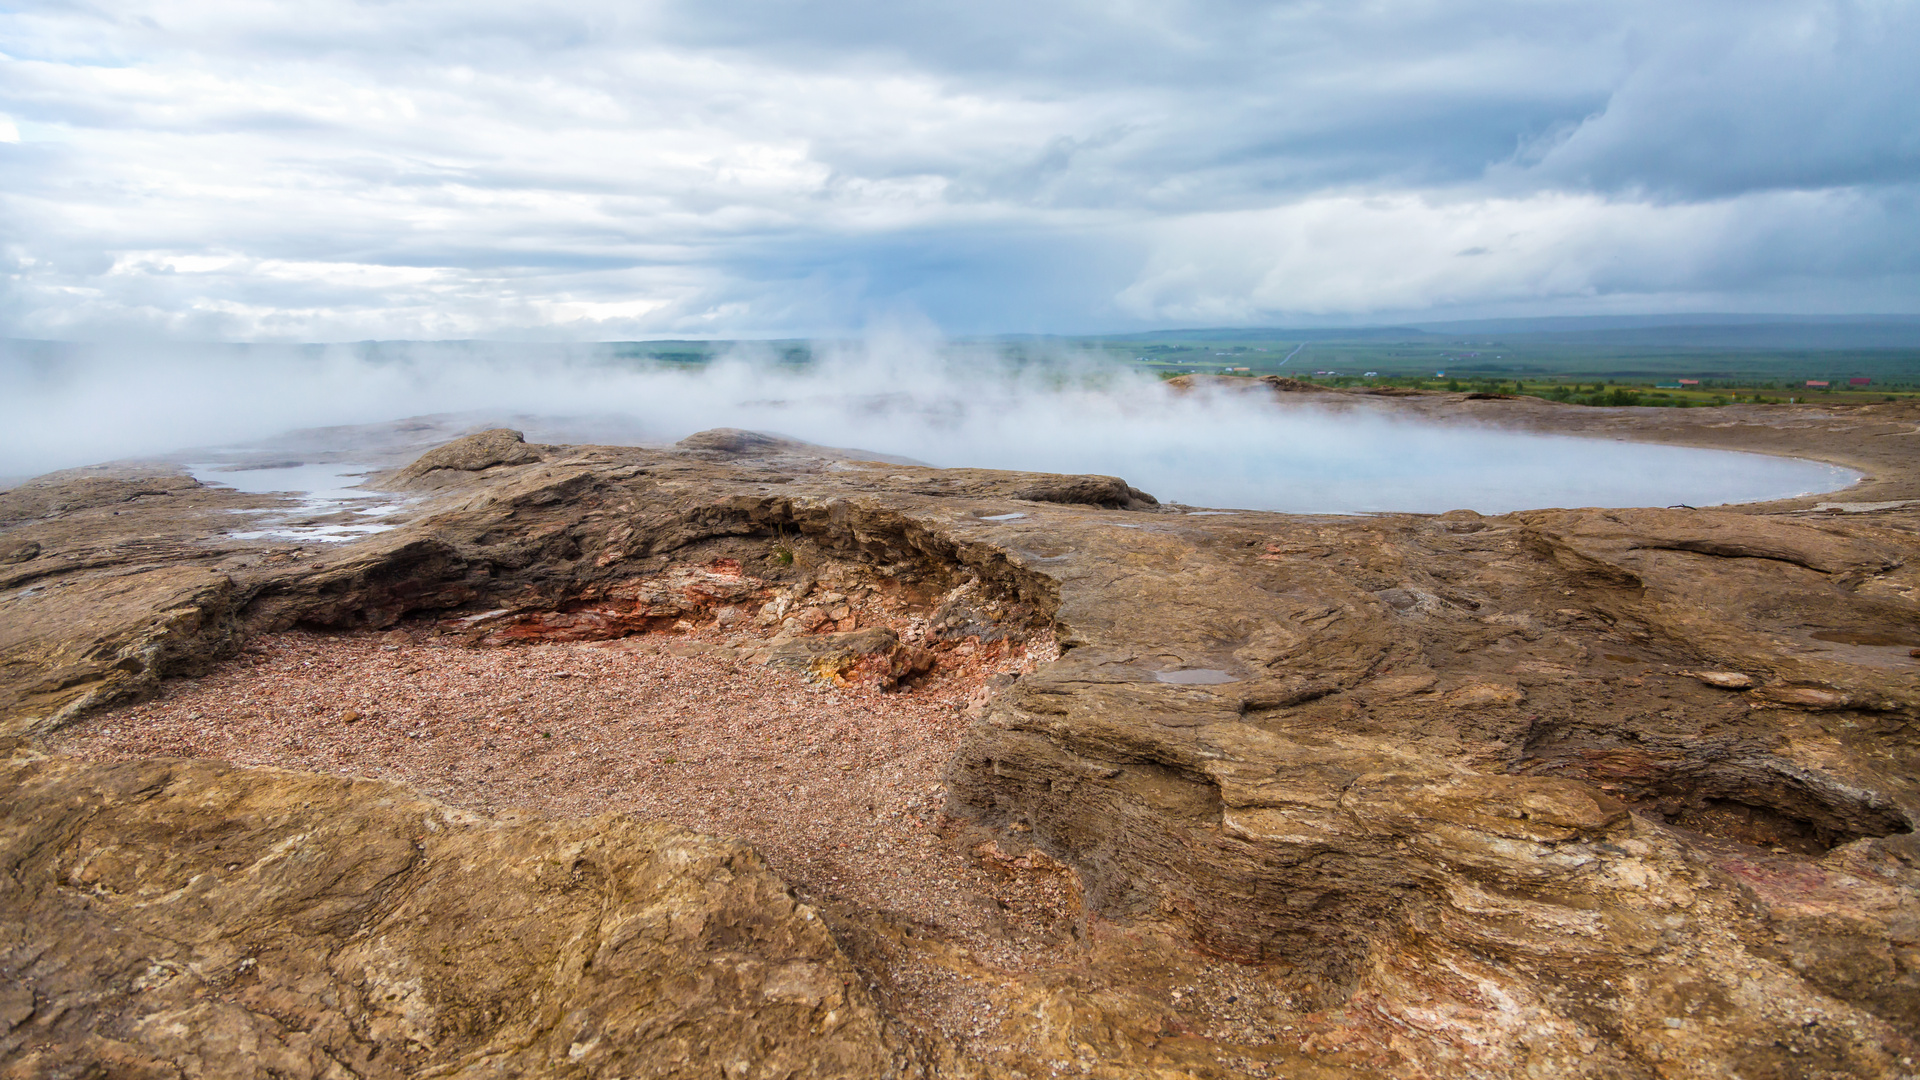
left=52, top=621, right=1092, bottom=1057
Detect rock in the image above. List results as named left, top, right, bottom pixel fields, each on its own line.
left=385, top=428, right=542, bottom=487
left=0, top=741, right=937, bottom=1078
left=0, top=540, right=37, bottom=565
left=758, top=628, right=934, bottom=690
left=1751, top=685, right=1853, bottom=710
left=1357, top=672, right=1437, bottom=700
left=0, top=469, right=204, bottom=527
left=676, top=427, right=810, bottom=456
left=6, top=405, right=1920, bottom=1077
left=1373, top=586, right=1417, bottom=610
left=1007, top=475, right=1157, bottom=509
left=674, top=428, right=927, bottom=466
left=1686, top=670, right=1755, bottom=689
left=1443, top=681, right=1527, bottom=707
left=0, top=564, right=240, bottom=735
left=788, top=607, right=833, bottom=633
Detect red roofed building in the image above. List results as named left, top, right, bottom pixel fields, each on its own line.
left=1850, top=377, right=1872, bottom=386
left=1806, top=380, right=1830, bottom=388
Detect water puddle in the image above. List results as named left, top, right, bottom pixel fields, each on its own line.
left=1802, top=500, right=1919, bottom=514
left=189, top=462, right=410, bottom=543
left=1152, top=668, right=1241, bottom=685
left=224, top=524, right=398, bottom=543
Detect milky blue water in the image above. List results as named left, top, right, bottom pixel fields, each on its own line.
left=1055, top=433, right=1858, bottom=515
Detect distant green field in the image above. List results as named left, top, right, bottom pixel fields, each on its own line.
left=590, top=324, right=1920, bottom=405
left=1046, top=330, right=1920, bottom=404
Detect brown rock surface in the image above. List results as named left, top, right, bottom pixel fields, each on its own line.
left=754, top=627, right=937, bottom=689
left=0, top=739, right=938, bottom=1079
left=3, top=402, right=1920, bottom=1077
left=383, top=426, right=543, bottom=485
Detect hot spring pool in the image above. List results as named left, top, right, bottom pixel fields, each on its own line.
left=1019, top=431, right=1858, bottom=515
left=658, top=388, right=1861, bottom=515
left=191, top=412, right=1858, bottom=520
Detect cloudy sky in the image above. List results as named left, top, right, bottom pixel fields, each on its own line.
left=2, top=0, right=1916, bottom=340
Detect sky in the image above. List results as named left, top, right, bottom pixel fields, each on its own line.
left=2, top=0, right=1917, bottom=341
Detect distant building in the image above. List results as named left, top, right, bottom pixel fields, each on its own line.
left=1850, top=377, right=1872, bottom=386
left=1806, top=380, right=1830, bottom=388
left=1677, top=378, right=1700, bottom=386
left=1655, top=383, right=1684, bottom=390
left=1435, top=370, right=1446, bottom=377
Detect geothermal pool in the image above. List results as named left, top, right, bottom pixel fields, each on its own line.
left=672, top=402, right=1859, bottom=515
left=188, top=419, right=1856, bottom=519
left=2, top=346, right=1859, bottom=515
left=964, top=428, right=1858, bottom=515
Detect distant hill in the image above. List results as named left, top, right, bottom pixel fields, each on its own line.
left=1409, top=315, right=1920, bottom=349
left=1070, top=316, right=1920, bottom=350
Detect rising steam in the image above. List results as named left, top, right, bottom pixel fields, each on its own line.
left=0, top=332, right=1854, bottom=513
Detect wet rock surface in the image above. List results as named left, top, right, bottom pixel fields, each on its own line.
left=2, top=401, right=1920, bottom=1077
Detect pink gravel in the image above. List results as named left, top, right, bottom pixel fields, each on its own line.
left=51, top=622, right=1087, bottom=1053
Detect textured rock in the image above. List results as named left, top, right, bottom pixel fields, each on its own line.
left=1006, top=475, right=1159, bottom=510
left=384, top=427, right=543, bottom=487
left=754, top=627, right=936, bottom=689
left=676, top=428, right=816, bottom=457
left=0, top=740, right=940, bottom=1079
left=5, top=405, right=1920, bottom=1076
left=942, top=502, right=1920, bottom=1074
left=0, top=468, right=208, bottom=527
left=1683, top=670, right=1755, bottom=689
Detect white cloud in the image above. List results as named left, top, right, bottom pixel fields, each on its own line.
left=0, top=0, right=1914, bottom=339
left=1114, top=188, right=1920, bottom=322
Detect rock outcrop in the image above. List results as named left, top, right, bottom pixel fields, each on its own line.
left=385, top=426, right=544, bottom=485
left=0, top=739, right=942, bottom=1079
left=754, top=627, right=936, bottom=689
left=4, top=410, right=1920, bottom=1077
left=943, top=505, right=1919, bottom=1075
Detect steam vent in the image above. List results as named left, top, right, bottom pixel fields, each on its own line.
left=7, top=399, right=1920, bottom=1079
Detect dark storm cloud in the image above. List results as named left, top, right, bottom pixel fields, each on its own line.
left=0, top=0, right=1913, bottom=339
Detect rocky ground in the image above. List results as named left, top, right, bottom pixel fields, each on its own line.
left=4, top=389, right=1920, bottom=1079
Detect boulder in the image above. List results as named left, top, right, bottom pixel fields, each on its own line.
left=386, top=429, right=542, bottom=487
left=1007, top=475, right=1158, bottom=510
left=676, top=428, right=811, bottom=457
left=755, top=627, right=935, bottom=690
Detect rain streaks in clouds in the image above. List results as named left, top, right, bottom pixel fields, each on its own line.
left=0, top=0, right=1917, bottom=340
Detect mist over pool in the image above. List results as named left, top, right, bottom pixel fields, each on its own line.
left=0, top=338, right=1856, bottom=514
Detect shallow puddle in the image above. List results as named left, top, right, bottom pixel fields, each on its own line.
left=1153, top=668, right=1241, bottom=685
